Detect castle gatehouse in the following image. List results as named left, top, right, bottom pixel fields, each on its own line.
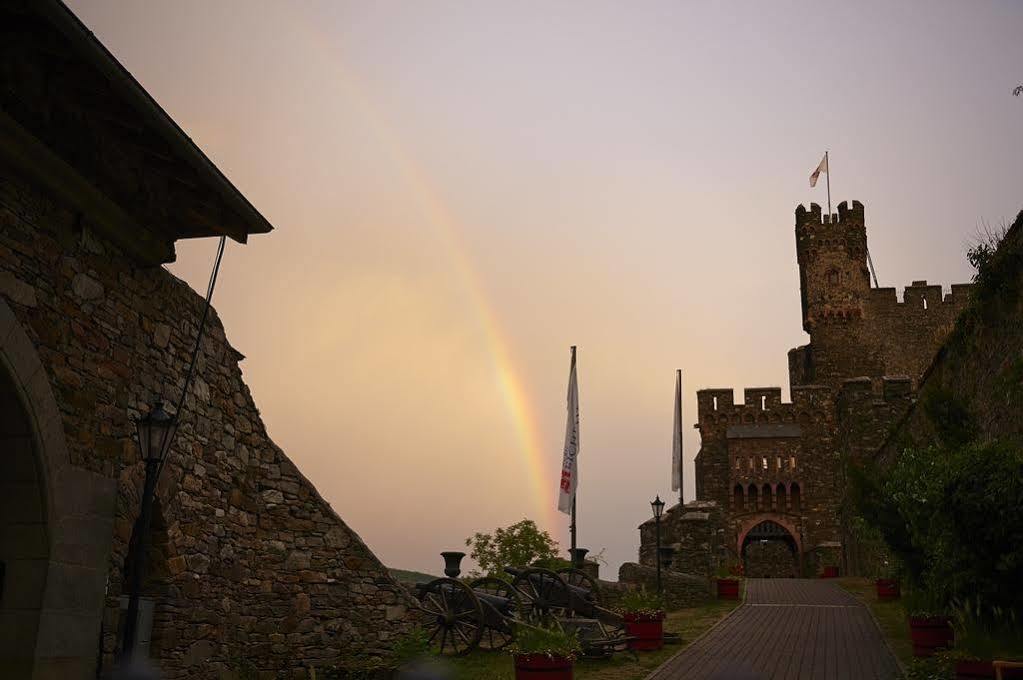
left=638, top=201, right=972, bottom=578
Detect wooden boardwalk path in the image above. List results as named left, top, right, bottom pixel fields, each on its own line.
left=648, top=579, right=901, bottom=680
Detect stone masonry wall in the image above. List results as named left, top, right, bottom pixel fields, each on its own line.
left=0, top=166, right=413, bottom=678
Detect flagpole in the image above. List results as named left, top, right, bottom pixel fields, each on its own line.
left=825, top=150, right=831, bottom=218
left=676, top=369, right=683, bottom=507
left=569, top=345, right=577, bottom=562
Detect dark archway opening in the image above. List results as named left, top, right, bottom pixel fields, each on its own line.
left=742, top=520, right=798, bottom=578
left=0, top=361, right=48, bottom=675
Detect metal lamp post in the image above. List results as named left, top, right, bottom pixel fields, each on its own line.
left=121, top=401, right=177, bottom=659
left=651, top=495, right=665, bottom=595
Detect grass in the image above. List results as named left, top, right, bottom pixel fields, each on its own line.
left=436, top=598, right=741, bottom=680
left=836, top=577, right=913, bottom=669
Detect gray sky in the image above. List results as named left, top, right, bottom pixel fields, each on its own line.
left=67, top=0, right=1023, bottom=577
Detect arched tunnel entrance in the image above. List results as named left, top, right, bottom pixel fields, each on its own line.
left=0, top=354, right=48, bottom=675
left=741, top=520, right=798, bottom=578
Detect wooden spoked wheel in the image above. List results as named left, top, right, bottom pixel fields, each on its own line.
left=417, top=578, right=483, bottom=656
left=511, top=567, right=570, bottom=623
left=557, top=567, right=602, bottom=606
left=469, top=577, right=521, bottom=650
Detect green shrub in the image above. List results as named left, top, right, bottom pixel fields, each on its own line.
left=391, top=626, right=431, bottom=665
left=852, top=440, right=1023, bottom=618
left=507, top=623, right=581, bottom=659
left=616, top=587, right=664, bottom=615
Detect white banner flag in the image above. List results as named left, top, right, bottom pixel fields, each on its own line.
left=557, top=348, right=579, bottom=514
left=672, top=370, right=683, bottom=494
left=809, top=153, right=828, bottom=187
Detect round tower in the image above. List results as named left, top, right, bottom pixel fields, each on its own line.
left=794, top=201, right=870, bottom=332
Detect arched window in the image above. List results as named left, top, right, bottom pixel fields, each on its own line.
left=776, top=483, right=787, bottom=511
left=733, top=484, right=744, bottom=510
left=748, top=484, right=759, bottom=511
left=791, top=482, right=801, bottom=512
left=762, top=483, right=773, bottom=510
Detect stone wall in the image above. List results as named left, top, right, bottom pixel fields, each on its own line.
left=617, top=563, right=712, bottom=609
left=637, top=501, right=725, bottom=578
left=876, top=210, right=1023, bottom=458
left=0, top=166, right=413, bottom=678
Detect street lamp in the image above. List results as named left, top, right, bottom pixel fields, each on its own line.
left=651, top=495, right=665, bottom=595
left=121, top=401, right=177, bottom=659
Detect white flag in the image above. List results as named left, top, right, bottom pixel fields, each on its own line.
left=809, top=153, right=828, bottom=187
left=557, top=348, right=579, bottom=514
left=672, top=370, right=683, bottom=494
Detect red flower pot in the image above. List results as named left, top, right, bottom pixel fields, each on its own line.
left=623, top=611, right=665, bottom=651
left=514, top=653, right=574, bottom=679
left=907, top=616, right=953, bottom=657
left=875, top=579, right=901, bottom=601
left=716, top=578, right=740, bottom=600
left=821, top=566, right=839, bottom=578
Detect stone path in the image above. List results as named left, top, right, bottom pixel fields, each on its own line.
left=647, top=579, right=901, bottom=680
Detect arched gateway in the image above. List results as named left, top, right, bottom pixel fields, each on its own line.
left=739, top=518, right=800, bottom=578
left=0, top=300, right=116, bottom=676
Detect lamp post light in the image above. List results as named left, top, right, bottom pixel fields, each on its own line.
left=651, top=495, right=665, bottom=596
left=121, top=401, right=177, bottom=659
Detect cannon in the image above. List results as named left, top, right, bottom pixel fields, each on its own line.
left=413, top=553, right=632, bottom=658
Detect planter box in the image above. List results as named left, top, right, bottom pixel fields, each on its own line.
left=514, top=653, right=574, bottom=679
left=908, top=616, right=953, bottom=657
left=623, top=612, right=665, bottom=651
left=875, top=579, right=900, bottom=601
left=821, top=566, right=839, bottom=578
left=716, top=578, right=740, bottom=600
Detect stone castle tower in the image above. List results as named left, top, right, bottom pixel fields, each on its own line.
left=641, top=201, right=973, bottom=578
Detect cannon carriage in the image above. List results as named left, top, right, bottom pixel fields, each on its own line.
left=413, top=554, right=631, bottom=658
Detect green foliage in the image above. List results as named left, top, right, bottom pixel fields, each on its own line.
left=506, top=623, right=581, bottom=659
left=391, top=627, right=431, bottom=665
left=852, top=440, right=1023, bottom=619
left=951, top=598, right=1023, bottom=661
left=617, top=587, right=664, bottom=615
left=905, top=654, right=954, bottom=680
left=713, top=558, right=744, bottom=579
left=531, top=556, right=572, bottom=571
left=921, top=385, right=978, bottom=448
left=465, top=519, right=559, bottom=577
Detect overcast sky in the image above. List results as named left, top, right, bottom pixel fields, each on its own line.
left=67, top=0, right=1023, bottom=577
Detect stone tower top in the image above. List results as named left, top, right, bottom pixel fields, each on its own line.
left=795, top=201, right=872, bottom=332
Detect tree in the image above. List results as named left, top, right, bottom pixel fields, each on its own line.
left=465, top=519, right=559, bottom=577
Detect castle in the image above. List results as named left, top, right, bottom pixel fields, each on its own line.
left=639, top=201, right=973, bottom=578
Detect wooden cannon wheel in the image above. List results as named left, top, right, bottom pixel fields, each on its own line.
left=417, top=577, right=484, bottom=656
left=511, top=567, right=571, bottom=623
left=557, top=567, right=602, bottom=606
left=469, top=577, right=521, bottom=650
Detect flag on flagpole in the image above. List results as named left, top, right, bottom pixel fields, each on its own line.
left=809, top=153, right=828, bottom=187
left=558, top=348, right=579, bottom=515
left=671, top=369, right=683, bottom=495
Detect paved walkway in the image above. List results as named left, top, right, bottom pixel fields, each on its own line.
left=648, top=579, right=901, bottom=680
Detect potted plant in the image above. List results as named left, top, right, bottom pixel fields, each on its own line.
left=819, top=554, right=840, bottom=578
left=616, top=588, right=666, bottom=651
left=905, top=590, right=954, bottom=658
left=714, top=559, right=743, bottom=600
left=947, top=602, right=1023, bottom=679
left=874, top=561, right=901, bottom=601
left=508, top=624, right=581, bottom=680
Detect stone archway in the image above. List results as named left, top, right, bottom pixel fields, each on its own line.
left=737, top=515, right=801, bottom=578
left=0, top=299, right=116, bottom=678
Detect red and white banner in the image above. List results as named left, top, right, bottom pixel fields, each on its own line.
left=557, top=349, right=579, bottom=515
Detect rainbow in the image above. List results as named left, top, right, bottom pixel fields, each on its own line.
left=302, top=26, right=561, bottom=533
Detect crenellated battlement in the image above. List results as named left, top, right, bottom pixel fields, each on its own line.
left=867, top=280, right=973, bottom=311
left=697, top=385, right=831, bottom=423
left=795, top=200, right=865, bottom=229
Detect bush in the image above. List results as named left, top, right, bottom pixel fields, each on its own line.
left=507, top=623, right=581, bottom=659
left=616, top=587, right=664, bottom=615
left=852, top=440, right=1023, bottom=618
